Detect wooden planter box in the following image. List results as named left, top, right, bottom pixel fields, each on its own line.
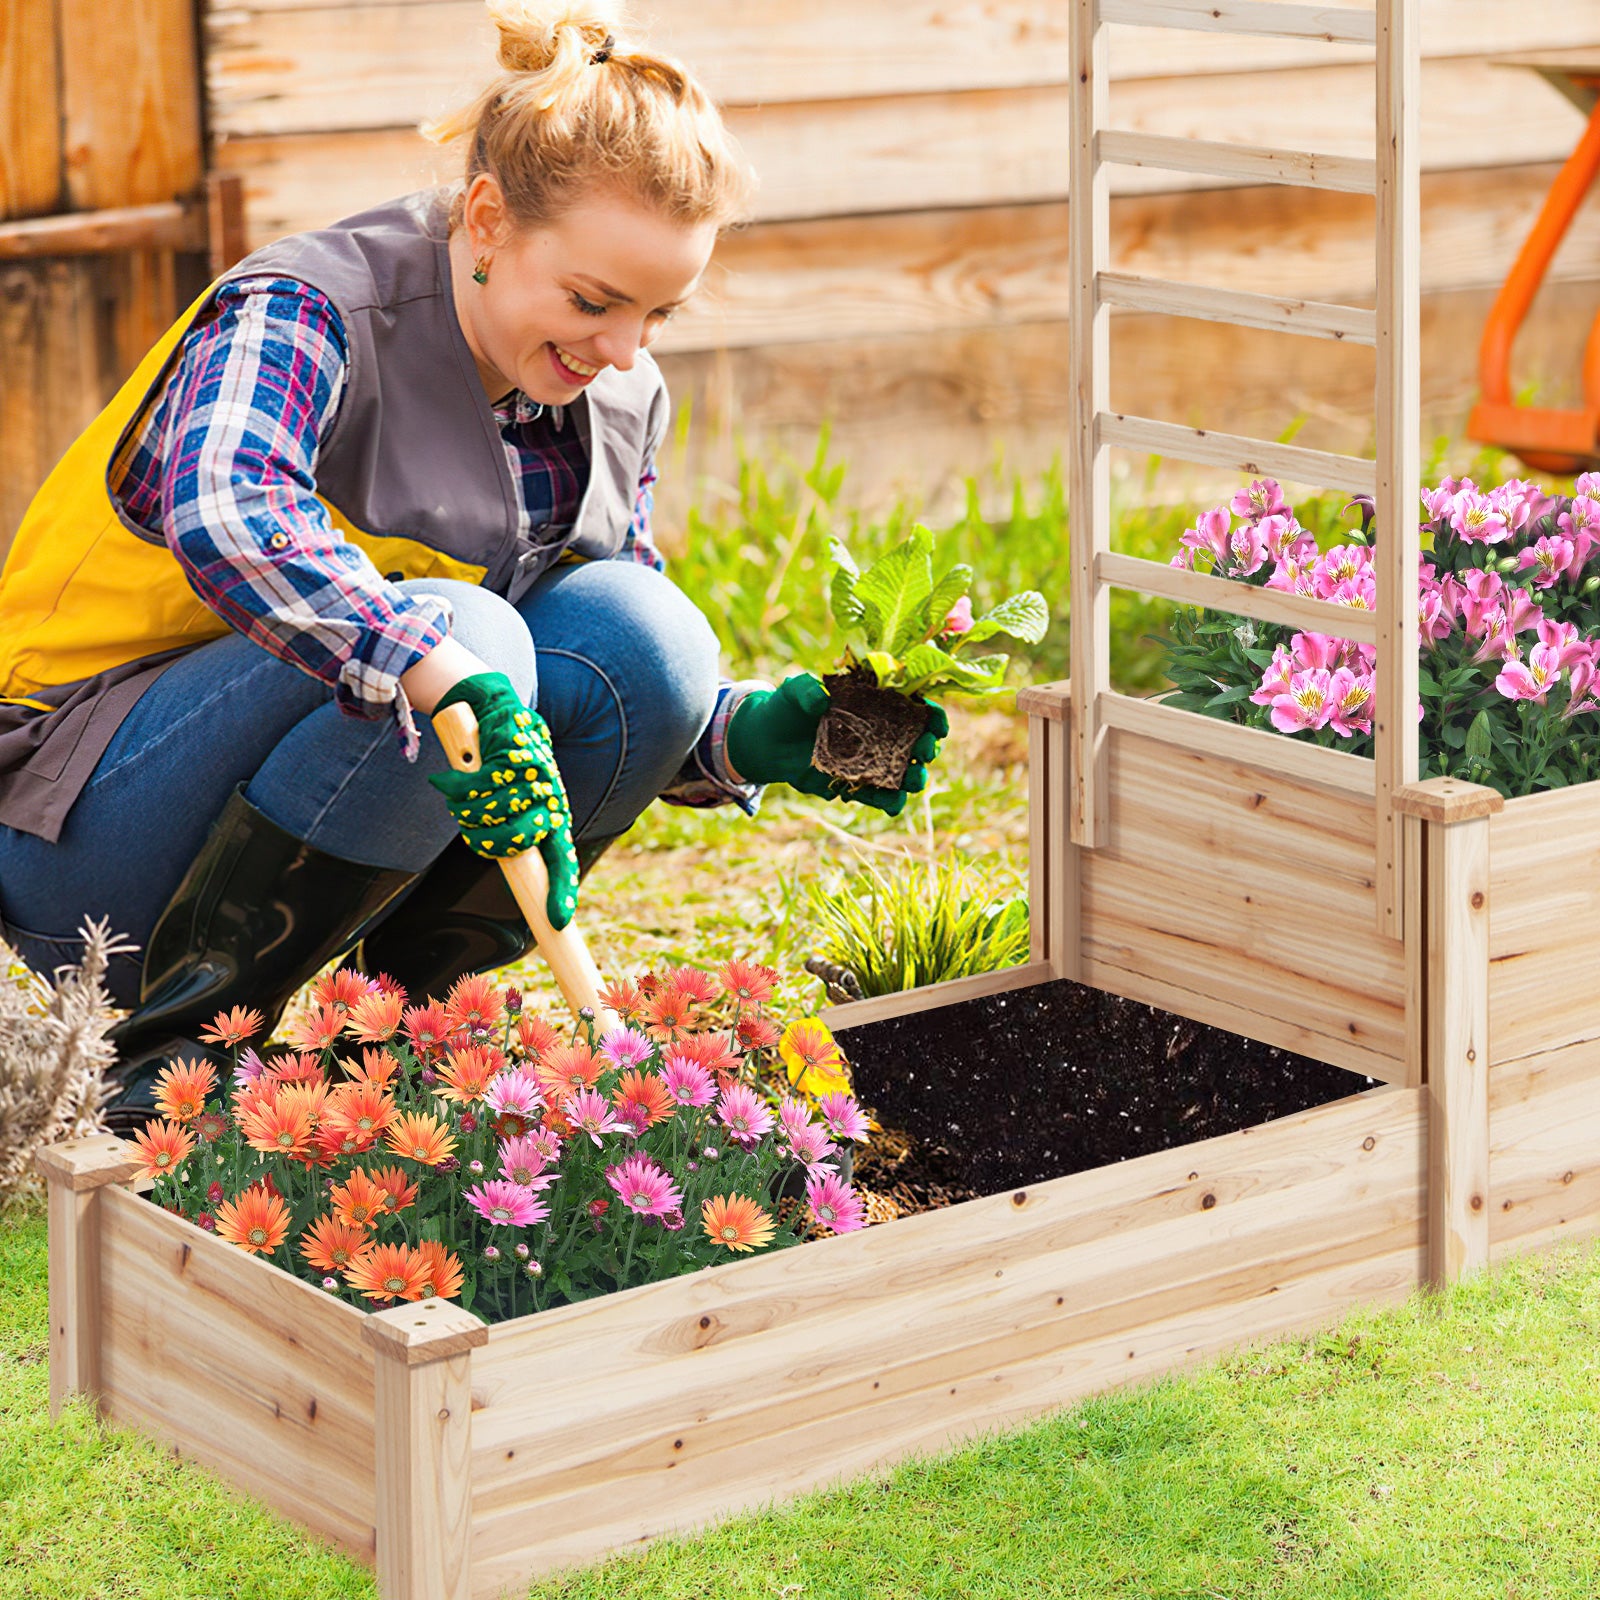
left=38, top=687, right=1600, bottom=1600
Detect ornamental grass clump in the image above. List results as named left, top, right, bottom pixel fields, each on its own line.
left=1160, top=471, right=1600, bottom=798
left=130, top=960, right=875, bottom=1322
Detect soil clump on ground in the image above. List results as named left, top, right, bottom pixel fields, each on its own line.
left=845, top=977, right=1366, bottom=1215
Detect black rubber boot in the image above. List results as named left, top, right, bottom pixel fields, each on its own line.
left=104, top=785, right=416, bottom=1131
left=354, top=830, right=618, bottom=1005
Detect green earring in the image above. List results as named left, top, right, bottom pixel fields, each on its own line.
left=472, top=255, right=489, bottom=285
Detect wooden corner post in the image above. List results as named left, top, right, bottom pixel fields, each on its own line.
left=1394, top=778, right=1504, bottom=1285
left=364, top=1299, right=489, bottom=1600
left=35, top=1134, right=142, bottom=1419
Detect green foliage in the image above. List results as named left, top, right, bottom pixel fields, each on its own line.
left=806, top=854, right=1030, bottom=997
left=668, top=436, right=1184, bottom=695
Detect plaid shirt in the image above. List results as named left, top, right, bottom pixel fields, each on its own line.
left=114, top=276, right=759, bottom=811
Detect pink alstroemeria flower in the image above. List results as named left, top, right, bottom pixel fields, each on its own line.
left=1225, top=521, right=1269, bottom=576
left=1231, top=477, right=1287, bottom=521
left=1290, top=631, right=1346, bottom=671
left=1420, top=482, right=1459, bottom=522
left=1515, top=535, right=1576, bottom=590
left=1496, top=643, right=1562, bottom=702
left=1564, top=653, right=1600, bottom=719
left=1535, top=616, right=1589, bottom=668
left=1449, top=484, right=1512, bottom=545
left=1458, top=569, right=1506, bottom=637
left=1270, top=668, right=1335, bottom=733
left=1251, top=644, right=1295, bottom=707
left=1327, top=668, right=1374, bottom=738
left=1179, top=506, right=1232, bottom=569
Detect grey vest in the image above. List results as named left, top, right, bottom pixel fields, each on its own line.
left=224, top=187, right=669, bottom=602
left=0, top=187, right=668, bottom=842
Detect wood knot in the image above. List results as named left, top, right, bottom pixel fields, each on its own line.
left=1563, top=1171, right=1575, bottom=1185
left=1362, top=1136, right=1376, bottom=1151
left=1012, top=1191, right=1028, bottom=1207
left=437, top=1407, right=452, bottom=1422
left=1469, top=1195, right=1483, bottom=1211
left=1200, top=1192, right=1217, bottom=1210
left=1470, top=891, right=1485, bottom=909
left=699, top=1315, right=711, bottom=1329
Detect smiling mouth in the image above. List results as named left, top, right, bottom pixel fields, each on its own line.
left=553, top=345, right=601, bottom=380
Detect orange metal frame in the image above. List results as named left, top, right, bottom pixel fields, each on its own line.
left=1467, top=80, right=1600, bottom=475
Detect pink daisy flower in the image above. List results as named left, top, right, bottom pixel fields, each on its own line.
left=805, top=1172, right=867, bottom=1235
left=716, top=1084, right=775, bottom=1150
left=497, top=1134, right=559, bottom=1190
left=605, top=1155, right=684, bottom=1219
left=784, top=1122, right=839, bottom=1173
left=815, top=1092, right=870, bottom=1143
left=777, top=1096, right=815, bottom=1145
left=485, top=1066, right=544, bottom=1120
left=565, top=1087, right=623, bottom=1146
left=661, top=1053, right=717, bottom=1109
left=464, top=1180, right=549, bottom=1228
left=598, top=1025, right=654, bottom=1071
left=525, top=1125, right=564, bottom=1164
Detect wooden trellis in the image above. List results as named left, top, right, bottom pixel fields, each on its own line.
left=1067, top=0, right=1420, bottom=942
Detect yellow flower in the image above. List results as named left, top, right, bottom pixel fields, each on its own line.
left=779, top=1019, right=850, bottom=1098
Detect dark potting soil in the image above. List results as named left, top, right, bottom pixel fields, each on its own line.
left=843, top=977, right=1367, bottom=1210
left=813, top=670, right=933, bottom=791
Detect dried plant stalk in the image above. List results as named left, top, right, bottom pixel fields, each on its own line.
left=0, top=918, right=129, bottom=1203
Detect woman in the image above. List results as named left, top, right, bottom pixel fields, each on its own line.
left=0, top=0, right=943, bottom=1119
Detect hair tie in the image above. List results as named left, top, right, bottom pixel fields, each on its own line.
left=590, top=33, right=614, bottom=64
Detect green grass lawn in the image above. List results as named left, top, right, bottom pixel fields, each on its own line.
left=5, top=1195, right=1599, bottom=1600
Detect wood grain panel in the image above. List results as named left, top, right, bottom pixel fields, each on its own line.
left=655, top=163, right=1600, bottom=357
left=1489, top=1038, right=1600, bottom=1257
left=96, top=1186, right=379, bottom=1561
left=1, top=0, right=61, bottom=220
left=213, top=59, right=1589, bottom=242
left=1075, top=726, right=1409, bottom=1079
left=1489, top=784, right=1600, bottom=1065
left=59, top=0, right=202, bottom=209
left=466, top=1087, right=1423, bottom=1590
left=206, top=0, right=1600, bottom=136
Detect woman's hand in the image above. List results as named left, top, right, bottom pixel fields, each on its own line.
left=425, top=672, right=581, bottom=929
left=725, top=673, right=948, bottom=816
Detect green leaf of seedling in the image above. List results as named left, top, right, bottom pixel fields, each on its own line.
left=862, top=650, right=899, bottom=686
left=965, top=589, right=1050, bottom=646
left=925, top=562, right=975, bottom=642
left=828, top=539, right=867, bottom=634
left=853, top=524, right=937, bottom=657
left=898, top=644, right=1008, bottom=694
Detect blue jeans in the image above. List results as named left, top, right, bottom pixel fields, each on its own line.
left=0, top=562, right=720, bottom=1007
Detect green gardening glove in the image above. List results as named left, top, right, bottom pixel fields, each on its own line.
left=425, top=672, right=581, bottom=930
left=725, top=672, right=949, bottom=817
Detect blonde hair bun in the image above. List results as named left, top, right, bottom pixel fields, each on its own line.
left=489, top=0, right=622, bottom=77
left=425, top=0, right=753, bottom=230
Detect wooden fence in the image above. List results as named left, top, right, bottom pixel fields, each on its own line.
left=3, top=1, right=1600, bottom=549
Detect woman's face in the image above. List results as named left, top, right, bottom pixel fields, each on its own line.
left=452, top=175, right=717, bottom=405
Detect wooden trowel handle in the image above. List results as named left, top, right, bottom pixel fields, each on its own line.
left=431, top=702, right=620, bottom=1035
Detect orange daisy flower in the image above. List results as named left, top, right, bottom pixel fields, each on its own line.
left=532, top=1041, right=601, bottom=1105
left=314, top=1122, right=364, bottom=1163
left=514, top=1013, right=561, bottom=1061
left=132, top=1119, right=196, bottom=1180
left=347, top=1046, right=400, bottom=1091
left=198, top=1005, right=266, bottom=1048
left=329, top=1168, right=389, bottom=1229
left=265, top=1051, right=326, bottom=1086
left=436, top=1043, right=505, bottom=1105
left=366, top=1165, right=420, bottom=1216
left=702, top=1194, right=777, bottom=1253
left=384, top=1111, right=457, bottom=1167
left=663, top=964, right=719, bottom=1007
left=370, top=971, right=408, bottom=1002
left=613, top=1070, right=676, bottom=1130
left=286, top=1003, right=346, bottom=1053
left=237, top=1096, right=315, bottom=1160
left=299, top=1214, right=373, bottom=1273
left=736, top=1014, right=782, bottom=1053
left=325, top=1081, right=399, bottom=1146
left=308, top=967, right=375, bottom=1014
left=597, top=979, right=644, bottom=1021
left=642, top=985, right=696, bottom=1043
left=401, top=1002, right=456, bottom=1060
left=779, top=1019, right=850, bottom=1098
left=152, top=1057, right=217, bottom=1123
left=716, top=959, right=777, bottom=1007
left=412, top=1239, right=465, bottom=1301
left=345, top=987, right=406, bottom=1044
left=344, top=1243, right=429, bottom=1304
left=215, top=1186, right=292, bottom=1255
left=678, top=1030, right=741, bottom=1082
left=444, top=973, right=504, bottom=1034
left=275, top=1078, right=330, bottom=1132
left=542, top=1106, right=573, bottom=1139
